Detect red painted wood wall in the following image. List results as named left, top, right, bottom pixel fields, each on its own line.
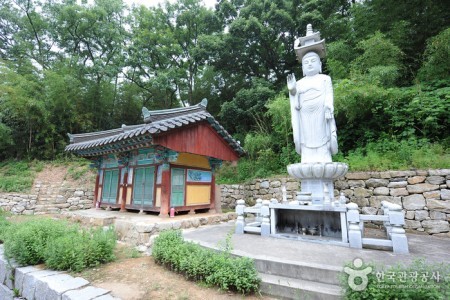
left=153, top=122, right=240, bottom=161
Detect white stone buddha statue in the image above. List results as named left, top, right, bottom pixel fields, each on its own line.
left=287, top=25, right=338, bottom=163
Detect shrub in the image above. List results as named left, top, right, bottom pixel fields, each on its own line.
left=3, top=218, right=72, bottom=265
left=0, top=210, right=11, bottom=242
left=341, top=259, right=450, bottom=299
left=153, top=230, right=260, bottom=294
left=44, top=227, right=116, bottom=272
left=2, top=218, right=116, bottom=272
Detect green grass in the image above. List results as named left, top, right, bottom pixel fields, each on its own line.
left=217, top=139, right=450, bottom=184
left=51, top=156, right=94, bottom=181
left=0, top=158, right=94, bottom=193
left=340, top=140, right=450, bottom=171
left=0, top=160, right=43, bottom=192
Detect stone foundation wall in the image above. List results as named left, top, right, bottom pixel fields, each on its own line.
left=220, top=169, right=450, bottom=236
left=0, top=180, right=94, bottom=215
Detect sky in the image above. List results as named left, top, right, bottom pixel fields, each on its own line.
left=125, top=0, right=217, bottom=9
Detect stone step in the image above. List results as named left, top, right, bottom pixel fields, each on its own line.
left=244, top=226, right=261, bottom=233
left=253, top=257, right=342, bottom=286
left=260, top=273, right=342, bottom=300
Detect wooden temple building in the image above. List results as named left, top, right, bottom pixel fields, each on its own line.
left=65, top=99, right=244, bottom=216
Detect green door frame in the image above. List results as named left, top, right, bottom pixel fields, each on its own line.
left=170, top=168, right=185, bottom=207
left=101, top=169, right=119, bottom=204
left=133, top=166, right=155, bottom=207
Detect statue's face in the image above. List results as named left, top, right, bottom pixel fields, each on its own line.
left=302, top=52, right=321, bottom=76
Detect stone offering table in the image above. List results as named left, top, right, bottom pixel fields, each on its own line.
left=269, top=203, right=348, bottom=246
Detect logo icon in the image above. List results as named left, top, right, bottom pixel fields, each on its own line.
left=344, top=258, right=373, bottom=291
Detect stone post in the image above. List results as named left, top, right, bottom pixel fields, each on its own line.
left=346, top=203, right=362, bottom=249
left=254, top=199, right=263, bottom=223
left=235, top=199, right=245, bottom=234
left=387, top=203, right=409, bottom=254
left=261, top=200, right=270, bottom=236
left=381, top=201, right=392, bottom=239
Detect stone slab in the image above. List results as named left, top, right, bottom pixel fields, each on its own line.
left=414, top=210, right=429, bottom=221
left=441, top=189, right=450, bottom=200
left=94, top=294, right=120, bottom=300
left=0, top=253, right=7, bottom=284
left=407, top=183, right=439, bottom=194
left=22, top=270, right=62, bottom=300
left=426, top=176, right=445, bottom=185
left=0, top=256, right=18, bottom=289
left=428, top=169, right=450, bottom=176
left=426, top=199, right=450, bottom=213
left=373, top=187, right=389, bottom=196
left=35, top=273, right=89, bottom=300
left=62, top=286, right=110, bottom=300
left=14, top=266, right=40, bottom=292
left=366, top=178, right=389, bottom=188
left=390, top=171, right=417, bottom=177
left=387, top=181, right=407, bottom=188
left=390, top=188, right=409, bottom=197
left=429, top=210, right=446, bottom=220
left=421, top=220, right=450, bottom=234
left=403, top=194, right=425, bottom=210
left=346, top=172, right=371, bottom=180
left=0, top=283, right=14, bottom=300
left=408, top=176, right=426, bottom=185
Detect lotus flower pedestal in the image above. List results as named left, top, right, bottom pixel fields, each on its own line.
left=287, top=162, right=348, bottom=205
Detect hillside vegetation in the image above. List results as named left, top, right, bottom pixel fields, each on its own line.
left=0, top=159, right=93, bottom=193
left=0, top=0, right=448, bottom=184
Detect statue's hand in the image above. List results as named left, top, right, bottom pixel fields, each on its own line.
left=287, top=74, right=296, bottom=91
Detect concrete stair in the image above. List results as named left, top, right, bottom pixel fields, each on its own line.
left=260, top=274, right=341, bottom=300
left=253, top=257, right=343, bottom=300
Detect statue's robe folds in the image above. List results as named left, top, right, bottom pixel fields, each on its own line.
left=289, top=74, right=338, bottom=163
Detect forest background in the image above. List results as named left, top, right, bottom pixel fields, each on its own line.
left=0, top=0, right=449, bottom=183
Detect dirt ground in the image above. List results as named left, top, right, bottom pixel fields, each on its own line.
left=33, top=163, right=96, bottom=187
left=75, top=244, right=275, bottom=300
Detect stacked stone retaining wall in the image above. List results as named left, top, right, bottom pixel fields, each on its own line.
left=220, top=169, right=450, bottom=236
left=0, top=180, right=94, bottom=215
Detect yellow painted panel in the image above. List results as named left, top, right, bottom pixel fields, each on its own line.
left=97, top=188, right=102, bottom=201
left=175, top=153, right=211, bottom=169
left=186, top=185, right=211, bottom=206
left=155, top=187, right=161, bottom=207
left=126, top=188, right=132, bottom=204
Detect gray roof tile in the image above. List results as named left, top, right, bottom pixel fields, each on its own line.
left=66, top=101, right=244, bottom=157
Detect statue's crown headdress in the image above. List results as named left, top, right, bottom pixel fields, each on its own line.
left=294, top=24, right=326, bottom=61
